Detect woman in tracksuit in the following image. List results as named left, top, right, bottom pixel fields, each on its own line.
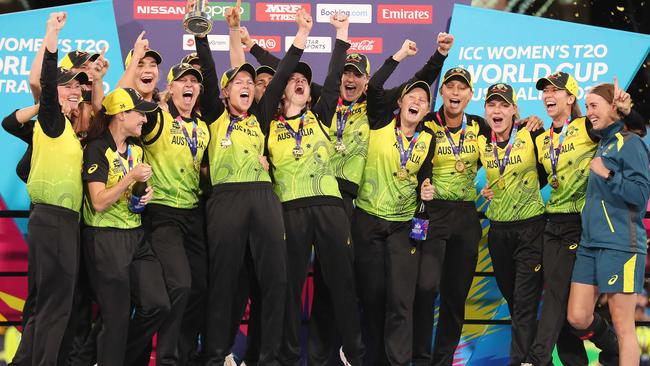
left=353, top=40, right=436, bottom=366
left=199, top=6, right=288, bottom=365
left=82, top=88, right=169, bottom=365
left=477, top=83, right=546, bottom=366
left=567, top=83, right=650, bottom=366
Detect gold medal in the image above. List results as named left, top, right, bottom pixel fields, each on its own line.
left=455, top=160, right=465, bottom=173
left=397, top=168, right=409, bottom=180
left=221, top=138, right=232, bottom=148
left=497, top=177, right=505, bottom=189
left=550, top=177, right=560, bottom=189
left=335, top=140, right=346, bottom=153
left=292, top=146, right=304, bottom=159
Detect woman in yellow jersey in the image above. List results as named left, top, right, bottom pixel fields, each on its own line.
left=82, top=88, right=169, bottom=365
left=353, top=40, right=436, bottom=366
left=253, top=10, right=364, bottom=366
left=477, top=83, right=547, bottom=366
left=198, top=5, right=287, bottom=365
left=13, top=12, right=90, bottom=365
left=118, top=31, right=163, bottom=102
left=567, top=83, right=650, bottom=366
left=133, top=34, right=212, bottom=363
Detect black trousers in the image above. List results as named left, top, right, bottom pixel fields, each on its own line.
left=203, top=183, right=287, bottom=366
left=352, top=208, right=420, bottom=366
left=412, top=201, right=480, bottom=366
left=487, top=216, right=545, bottom=366
left=11, top=204, right=80, bottom=366
left=143, top=204, right=208, bottom=366
left=82, top=226, right=170, bottom=366
left=527, top=215, right=587, bottom=366
left=280, top=204, right=364, bottom=366
left=308, top=192, right=354, bottom=366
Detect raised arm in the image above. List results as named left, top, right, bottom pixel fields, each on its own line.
left=256, top=8, right=312, bottom=133
left=88, top=47, right=109, bottom=114
left=39, top=12, right=67, bottom=138
left=226, top=0, right=245, bottom=68
left=2, top=105, right=38, bottom=144
left=312, top=12, right=350, bottom=127
left=116, top=31, right=148, bottom=91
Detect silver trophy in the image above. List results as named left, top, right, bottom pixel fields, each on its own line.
left=183, top=1, right=212, bottom=37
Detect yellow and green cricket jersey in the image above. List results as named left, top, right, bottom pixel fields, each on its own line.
left=356, top=118, right=435, bottom=222
left=28, top=120, right=83, bottom=212
left=143, top=106, right=209, bottom=209
left=478, top=127, right=545, bottom=222
left=208, top=110, right=271, bottom=185
left=327, top=98, right=370, bottom=195
left=267, top=110, right=342, bottom=205
left=82, top=131, right=143, bottom=229
left=425, top=113, right=484, bottom=202
left=536, top=117, right=597, bottom=214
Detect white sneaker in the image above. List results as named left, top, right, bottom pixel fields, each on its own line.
left=339, top=346, right=351, bottom=366
left=521, top=363, right=534, bottom=366
left=224, top=353, right=237, bottom=366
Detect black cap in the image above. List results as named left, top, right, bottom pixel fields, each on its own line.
left=256, top=65, right=276, bottom=77
left=345, top=53, right=370, bottom=75
left=535, top=71, right=579, bottom=96
left=442, top=67, right=473, bottom=89
left=167, top=63, right=204, bottom=84
left=220, top=63, right=257, bottom=89
left=292, top=62, right=312, bottom=84
left=125, top=48, right=163, bottom=67
left=486, top=83, right=517, bottom=105
left=56, top=67, right=89, bottom=86
left=59, top=50, right=99, bottom=69
left=181, top=52, right=200, bottom=65
left=401, top=80, right=432, bottom=105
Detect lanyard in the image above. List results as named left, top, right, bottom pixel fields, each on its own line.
left=177, top=116, right=198, bottom=161
left=436, top=112, right=467, bottom=162
left=548, top=116, right=571, bottom=181
left=491, top=121, right=520, bottom=179
left=335, top=97, right=355, bottom=142
left=223, top=112, right=248, bottom=144
left=115, top=144, right=133, bottom=177
left=395, top=116, right=422, bottom=169
left=280, top=113, right=306, bottom=149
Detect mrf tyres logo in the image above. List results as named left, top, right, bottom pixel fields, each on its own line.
left=256, top=3, right=312, bottom=22
left=134, top=1, right=250, bottom=21
left=377, top=4, right=432, bottom=24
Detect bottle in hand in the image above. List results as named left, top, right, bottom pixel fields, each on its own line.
left=128, top=181, right=147, bottom=213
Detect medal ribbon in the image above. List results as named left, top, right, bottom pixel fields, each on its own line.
left=436, top=112, right=467, bottom=164
left=335, top=97, right=355, bottom=143
left=395, top=115, right=422, bottom=170
left=280, top=113, right=306, bottom=151
left=548, top=116, right=570, bottom=182
left=491, top=121, right=520, bottom=179
left=115, top=144, right=133, bottom=177
left=224, top=112, right=248, bottom=142
left=177, top=116, right=198, bottom=161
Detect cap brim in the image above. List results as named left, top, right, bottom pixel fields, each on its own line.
left=256, top=65, right=276, bottom=76
left=173, top=68, right=204, bottom=83
left=84, top=53, right=100, bottom=66
left=58, top=71, right=89, bottom=85
left=443, top=74, right=471, bottom=88
left=486, top=93, right=515, bottom=105
left=535, top=77, right=554, bottom=91
left=233, top=63, right=257, bottom=82
left=132, top=99, right=159, bottom=114
left=344, top=63, right=367, bottom=75
left=144, top=50, right=163, bottom=64
left=402, top=80, right=432, bottom=104
left=294, top=62, right=312, bottom=84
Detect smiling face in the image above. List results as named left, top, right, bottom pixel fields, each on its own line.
left=169, top=74, right=201, bottom=114
left=224, top=71, right=254, bottom=115
left=440, top=79, right=472, bottom=118
left=121, top=110, right=147, bottom=137
left=541, top=84, right=575, bottom=121
left=57, top=79, right=82, bottom=113
left=283, top=72, right=311, bottom=109
left=340, top=67, right=368, bottom=102
left=485, top=97, right=518, bottom=137
left=134, top=56, right=160, bottom=98
left=254, top=72, right=273, bottom=102
left=398, top=87, right=430, bottom=125
left=585, top=92, right=617, bottom=130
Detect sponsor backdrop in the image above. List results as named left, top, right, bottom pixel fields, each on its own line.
left=1, top=1, right=649, bottom=365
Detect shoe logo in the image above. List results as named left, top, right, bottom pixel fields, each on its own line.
left=569, top=243, right=578, bottom=250
left=87, top=163, right=98, bottom=174
left=410, top=247, right=416, bottom=255
left=534, top=264, right=541, bottom=272
left=608, top=274, right=619, bottom=285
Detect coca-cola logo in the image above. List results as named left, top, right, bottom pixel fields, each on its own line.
left=348, top=37, right=383, bottom=53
